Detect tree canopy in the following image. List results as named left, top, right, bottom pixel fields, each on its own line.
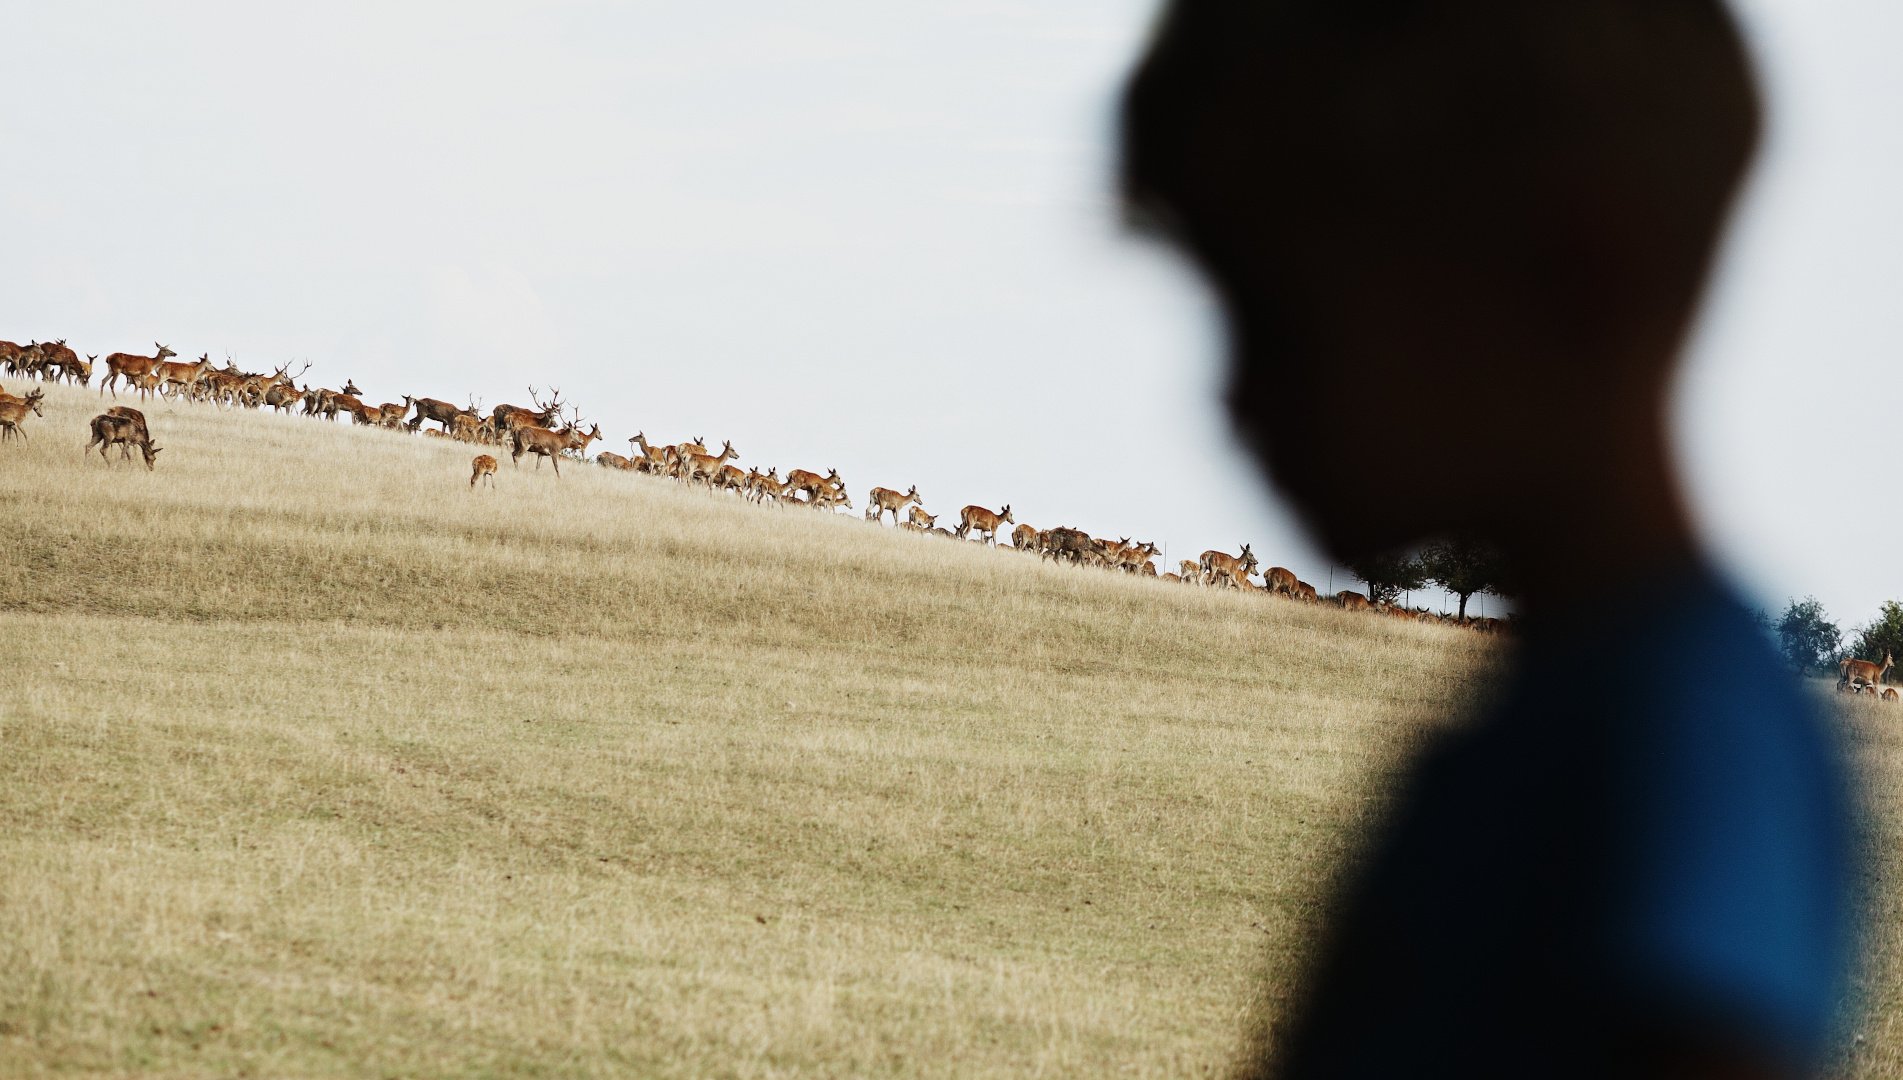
left=1348, top=552, right=1427, bottom=607
left=1776, top=596, right=1842, bottom=676
left=1418, top=538, right=1509, bottom=620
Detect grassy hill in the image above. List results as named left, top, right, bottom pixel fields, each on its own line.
left=0, top=380, right=1895, bottom=1078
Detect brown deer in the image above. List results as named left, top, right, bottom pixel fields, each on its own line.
left=1200, top=544, right=1257, bottom=588
left=955, top=504, right=1013, bottom=542
left=1839, top=651, right=1895, bottom=693
left=86, top=412, right=163, bottom=469
left=908, top=505, right=937, bottom=530
left=0, top=388, right=46, bottom=441
left=36, top=340, right=81, bottom=382
left=510, top=422, right=600, bottom=475
left=596, top=450, right=637, bottom=471
left=407, top=396, right=463, bottom=433
left=1042, top=526, right=1096, bottom=564
left=1011, top=522, right=1038, bottom=550
left=490, top=387, right=563, bottom=437
left=1293, top=580, right=1320, bottom=603
left=784, top=467, right=844, bottom=504
left=1335, top=591, right=1374, bottom=612
left=152, top=352, right=213, bottom=401
left=470, top=454, right=498, bottom=489
left=100, top=343, right=176, bottom=397
left=629, top=432, right=669, bottom=472
left=866, top=485, right=922, bottom=524
left=681, top=440, right=739, bottom=486
left=1263, top=566, right=1299, bottom=597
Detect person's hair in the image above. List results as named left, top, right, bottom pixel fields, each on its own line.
left=1120, top=1, right=1763, bottom=341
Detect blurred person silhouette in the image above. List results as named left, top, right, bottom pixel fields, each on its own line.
left=1120, top=3, right=1860, bottom=1078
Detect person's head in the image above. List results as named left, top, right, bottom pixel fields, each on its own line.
left=1121, top=1, right=1761, bottom=559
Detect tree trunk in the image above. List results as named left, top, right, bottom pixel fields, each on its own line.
left=1457, top=592, right=1470, bottom=620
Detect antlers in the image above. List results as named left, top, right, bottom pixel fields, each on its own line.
left=529, top=385, right=565, bottom=413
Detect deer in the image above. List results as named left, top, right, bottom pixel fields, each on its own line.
left=407, top=396, right=463, bottom=433
left=864, top=485, right=922, bottom=525
left=908, top=505, right=937, bottom=530
left=470, top=454, right=498, bottom=489
left=99, top=343, right=176, bottom=397
left=490, top=386, right=563, bottom=438
left=1335, top=591, right=1374, bottom=612
left=1116, top=540, right=1160, bottom=574
left=596, top=450, right=637, bottom=471
left=34, top=339, right=80, bottom=383
left=1263, top=566, right=1299, bottom=597
left=510, top=422, right=599, bottom=476
left=149, top=352, right=213, bottom=401
left=1199, top=544, right=1257, bottom=589
left=628, top=432, right=670, bottom=473
left=1293, top=580, right=1320, bottom=603
left=955, top=504, right=1013, bottom=543
left=1011, top=523, right=1038, bottom=550
left=85, top=412, right=163, bottom=469
left=264, top=381, right=304, bottom=414
left=680, top=440, right=739, bottom=486
left=0, top=388, right=46, bottom=441
left=1041, top=526, right=1096, bottom=564
left=1839, top=651, right=1895, bottom=693
left=784, top=468, right=844, bottom=504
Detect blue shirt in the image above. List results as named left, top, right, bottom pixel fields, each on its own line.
left=1274, top=566, right=1858, bottom=1078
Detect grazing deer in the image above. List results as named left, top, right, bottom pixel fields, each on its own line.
left=86, top=412, right=163, bottom=469
left=866, top=485, right=921, bottom=525
left=100, top=343, right=176, bottom=397
left=1335, top=591, right=1374, bottom=612
left=908, top=505, right=937, bottom=530
left=1263, top=566, right=1298, bottom=597
left=0, top=388, right=47, bottom=441
left=470, top=454, right=498, bottom=489
left=1293, top=580, right=1320, bottom=603
left=955, top=504, right=1013, bottom=542
left=1042, top=526, right=1096, bottom=564
left=375, top=401, right=410, bottom=427
left=1200, top=544, right=1257, bottom=588
left=596, top=450, right=637, bottom=471
left=1839, top=651, right=1895, bottom=693
left=1011, top=523, right=1038, bottom=550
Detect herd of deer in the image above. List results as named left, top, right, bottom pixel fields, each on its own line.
left=2, top=334, right=1510, bottom=629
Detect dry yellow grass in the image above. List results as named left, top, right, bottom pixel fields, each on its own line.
left=0, top=380, right=1893, bottom=1077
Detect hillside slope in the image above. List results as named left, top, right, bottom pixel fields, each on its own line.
left=0, top=381, right=1893, bottom=1078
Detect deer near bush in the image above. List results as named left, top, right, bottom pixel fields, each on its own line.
left=510, top=421, right=600, bottom=476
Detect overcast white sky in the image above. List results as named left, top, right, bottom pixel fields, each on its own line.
left=3, top=1, right=1897, bottom=627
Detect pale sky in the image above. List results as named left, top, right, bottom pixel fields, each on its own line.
left=3, top=2, right=1897, bottom=628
